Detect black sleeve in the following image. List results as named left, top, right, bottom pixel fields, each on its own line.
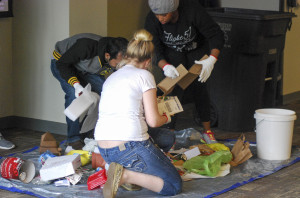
left=191, top=1, right=224, bottom=51
left=56, top=38, right=98, bottom=84
left=144, top=12, right=166, bottom=65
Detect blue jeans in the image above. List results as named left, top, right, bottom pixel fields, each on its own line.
left=98, top=139, right=182, bottom=196
left=50, top=59, right=105, bottom=143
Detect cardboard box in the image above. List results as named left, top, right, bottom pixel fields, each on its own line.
left=157, top=96, right=183, bottom=115
left=157, top=55, right=208, bottom=95
left=39, top=132, right=62, bottom=155
left=40, top=154, right=81, bottom=181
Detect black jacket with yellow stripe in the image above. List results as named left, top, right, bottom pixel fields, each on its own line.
left=53, top=33, right=114, bottom=86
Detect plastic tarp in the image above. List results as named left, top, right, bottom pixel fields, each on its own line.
left=1, top=128, right=300, bottom=198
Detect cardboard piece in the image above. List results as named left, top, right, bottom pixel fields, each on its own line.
left=157, top=96, right=183, bottom=116
left=190, top=144, right=215, bottom=156
left=230, top=134, right=253, bottom=167
left=157, top=65, right=189, bottom=95
left=183, top=147, right=201, bottom=160
left=40, top=154, right=81, bottom=181
left=157, top=55, right=208, bottom=96
left=39, top=132, right=62, bottom=156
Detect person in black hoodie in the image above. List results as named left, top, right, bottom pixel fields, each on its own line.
left=51, top=33, right=128, bottom=150
left=145, top=0, right=224, bottom=143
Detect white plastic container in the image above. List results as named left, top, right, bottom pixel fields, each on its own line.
left=254, top=108, right=297, bottom=160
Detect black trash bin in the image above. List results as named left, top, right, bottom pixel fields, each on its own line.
left=206, top=8, right=296, bottom=132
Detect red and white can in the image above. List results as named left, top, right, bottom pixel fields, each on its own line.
left=1, top=157, right=35, bottom=183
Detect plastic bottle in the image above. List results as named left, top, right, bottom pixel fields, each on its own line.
left=183, top=150, right=232, bottom=177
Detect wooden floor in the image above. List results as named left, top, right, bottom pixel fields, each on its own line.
left=1, top=100, right=300, bottom=198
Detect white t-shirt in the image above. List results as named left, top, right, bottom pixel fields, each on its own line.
left=94, top=64, right=156, bottom=141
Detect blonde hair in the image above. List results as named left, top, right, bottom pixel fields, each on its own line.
left=117, top=29, right=154, bottom=70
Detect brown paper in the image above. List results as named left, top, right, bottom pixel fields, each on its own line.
left=230, top=134, right=253, bottom=166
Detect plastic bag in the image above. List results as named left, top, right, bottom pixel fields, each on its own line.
left=183, top=150, right=232, bottom=177
left=206, top=143, right=230, bottom=152
left=66, top=150, right=91, bottom=166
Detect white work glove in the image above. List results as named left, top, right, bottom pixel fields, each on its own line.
left=195, top=55, right=217, bottom=83
left=73, top=83, right=84, bottom=98
left=162, top=112, right=171, bottom=124
left=163, top=64, right=179, bottom=79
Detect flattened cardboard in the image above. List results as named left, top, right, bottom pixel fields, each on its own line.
left=157, top=55, right=208, bottom=96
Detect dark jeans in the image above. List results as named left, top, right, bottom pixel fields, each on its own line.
left=148, top=127, right=175, bottom=152
left=163, top=45, right=211, bottom=129
left=50, top=59, right=105, bottom=143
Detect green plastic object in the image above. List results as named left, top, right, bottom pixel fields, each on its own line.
left=183, top=150, right=232, bottom=177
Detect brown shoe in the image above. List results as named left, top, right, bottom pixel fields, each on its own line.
left=103, top=162, right=123, bottom=198
left=121, top=183, right=142, bottom=191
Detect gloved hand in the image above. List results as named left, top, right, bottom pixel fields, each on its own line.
left=195, top=55, right=217, bottom=83
left=162, top=112, right=171, bottom=124
left=163, top=64, right=179, bottom=79
left=73, top=83, right=84, bottom=98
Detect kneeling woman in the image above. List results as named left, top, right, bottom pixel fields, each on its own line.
left=94, top=29, right=182, bottom=198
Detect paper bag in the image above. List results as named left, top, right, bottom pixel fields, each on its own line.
left=230, top=134, right=253, bottom=166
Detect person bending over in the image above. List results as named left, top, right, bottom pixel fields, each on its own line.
left=51, top=33, right=128, bottom=150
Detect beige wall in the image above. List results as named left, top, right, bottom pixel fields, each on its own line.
left=283, top=7, right=300, bottom=95
left=12, top=0, right=69, bottom=122
left=107, top=0, right=149, bottom=40
left=0, top=18, right=13, bottom=117
left=8, top=0, right=149, bottom=124
left=70, top=0, right=108, bottom=36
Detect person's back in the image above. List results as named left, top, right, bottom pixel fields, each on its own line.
left=54, top=33, right=101, bottom=55
left=96, top=65, right=155, bottom=141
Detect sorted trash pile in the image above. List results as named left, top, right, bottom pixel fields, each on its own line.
left=0, top=128, right=253, bottom=193
left=168, top=128, right=252, bottom=180
left=1, top=128, right=300, bottom=198
left=1, top=132, right=108, bottom=190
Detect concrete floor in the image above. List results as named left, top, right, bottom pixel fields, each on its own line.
left=1, top=99, right=300, bottom=197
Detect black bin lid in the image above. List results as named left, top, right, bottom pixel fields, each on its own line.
left=207, top=7, right=296, bottom=20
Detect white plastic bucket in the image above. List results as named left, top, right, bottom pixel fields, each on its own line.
left=254, top=108, right=297, bottom=160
